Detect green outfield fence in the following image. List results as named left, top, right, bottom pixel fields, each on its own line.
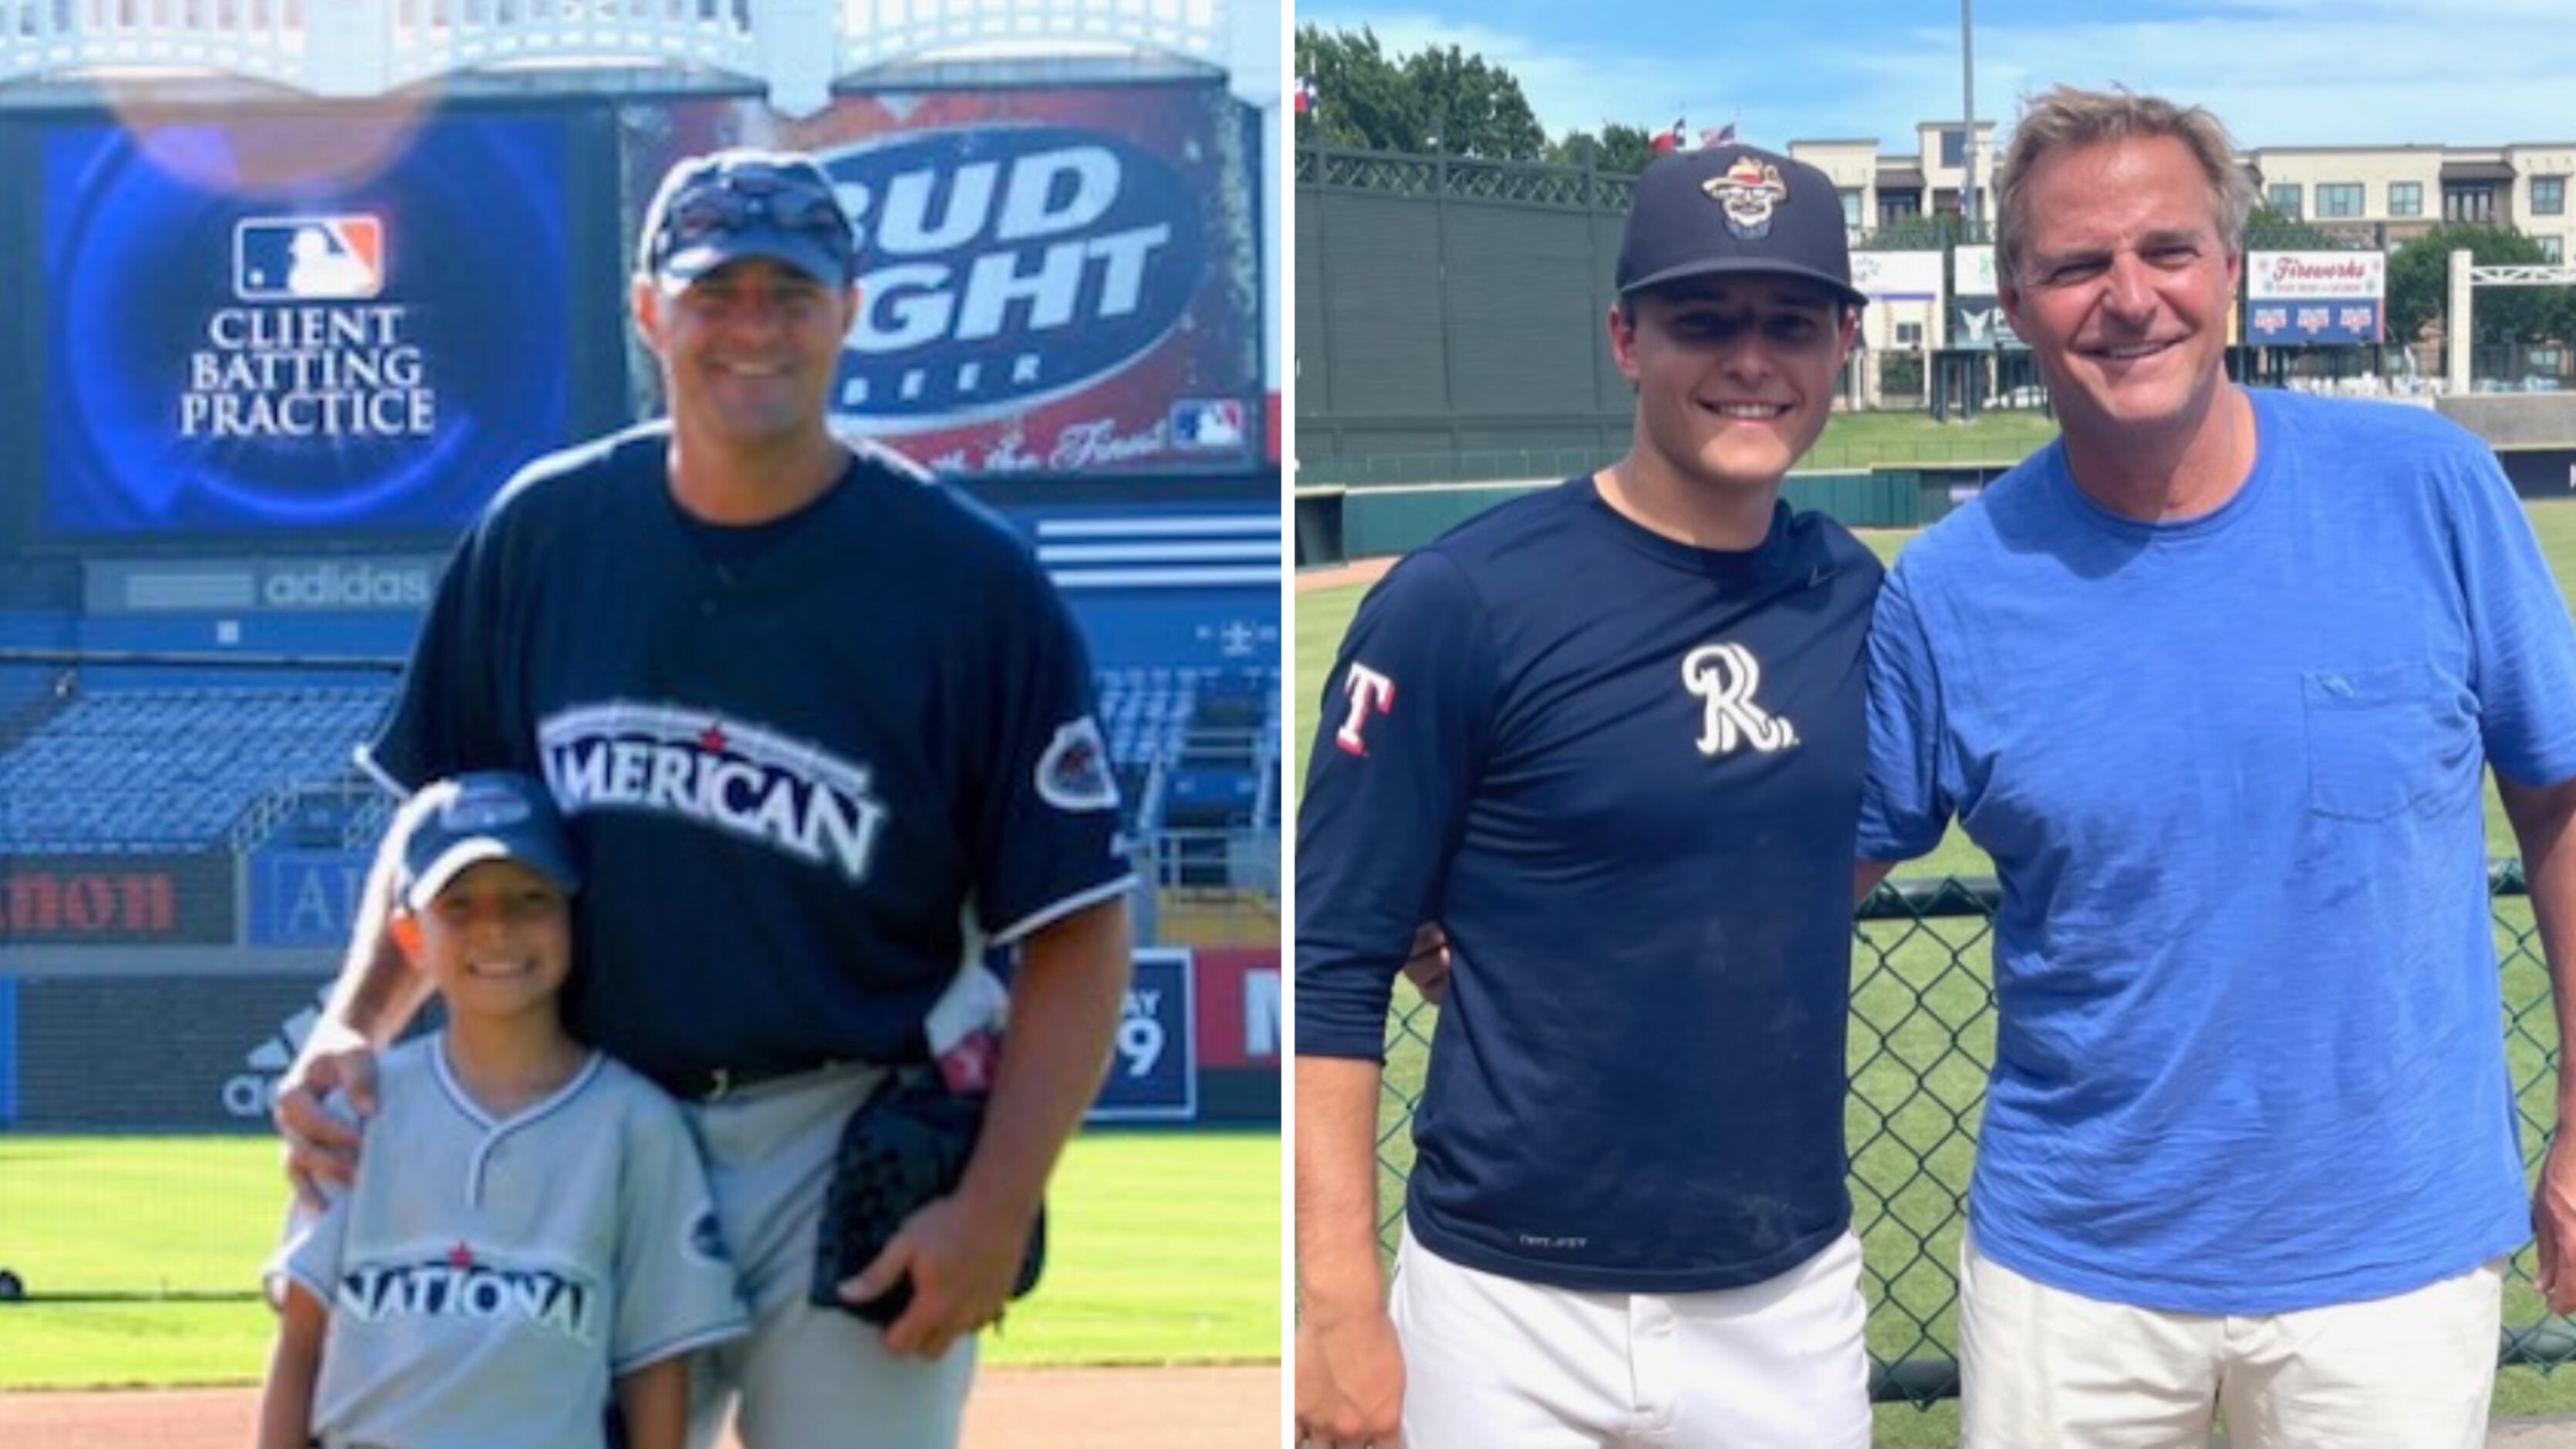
left=1370, top=868, right=2571, bottom=1405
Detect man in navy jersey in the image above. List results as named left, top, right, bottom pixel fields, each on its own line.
left=1296, top=144, right=1881, bottom=1449
left=1858, top=87, right=2576, bottom=1446
left=272, top=148, right=1134, bottom=1449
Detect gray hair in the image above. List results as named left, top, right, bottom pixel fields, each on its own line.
left=1993, top=85, right=2254, bottom=287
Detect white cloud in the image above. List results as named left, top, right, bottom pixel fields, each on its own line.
left=1960, top=11, right=2575, bottom=147
left=1301, top=2, right=2576, bottom=154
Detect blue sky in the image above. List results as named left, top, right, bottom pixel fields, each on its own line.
left=1295, top=0, right=2575, bottom=153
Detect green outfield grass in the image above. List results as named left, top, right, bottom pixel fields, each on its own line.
left=0, top=1129, right=1280, bottom=1388
left=1808, top=408, right=2061, bottom=470
left=1296, top=495, right=2576, bottom=1439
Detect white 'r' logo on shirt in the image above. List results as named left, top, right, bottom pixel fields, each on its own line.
left=1681, top=643, right=1798, bottom=755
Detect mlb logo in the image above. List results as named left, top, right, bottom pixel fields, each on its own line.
left=233, top=215, right=385, bottom=301
left=1170, top=398, right=1246, bottom=451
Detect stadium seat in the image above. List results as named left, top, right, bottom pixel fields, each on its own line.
left=0, top=682, right=394, bottom=854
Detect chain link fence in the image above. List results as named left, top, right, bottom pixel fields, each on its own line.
left=1369, top=866, right=2567, bottom=1405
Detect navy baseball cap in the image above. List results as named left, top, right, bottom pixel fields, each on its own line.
left=396, top=772, right=579, bottom=911
left=1618, top=144, right=1867, bottom=309
left=638, top=148, right=859, bottom=289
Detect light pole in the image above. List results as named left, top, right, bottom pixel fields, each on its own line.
left=1960, top=0, right=1978, bottom=232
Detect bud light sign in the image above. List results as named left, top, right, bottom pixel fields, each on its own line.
left=636, top=85, right=1261, bottom=477
left=826, top=127, right=1200, bottom=424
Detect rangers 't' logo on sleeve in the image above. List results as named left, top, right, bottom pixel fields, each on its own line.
left=1335, top=663, right=1396, bottom=757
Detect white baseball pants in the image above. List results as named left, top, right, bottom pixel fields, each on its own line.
left=1388, top=1222, right=1872, bottom=1448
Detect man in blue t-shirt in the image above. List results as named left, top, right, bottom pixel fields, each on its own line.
left=1858, top=86, right=2576, bottom=1447
left=1297, top=145, right=1882, bottom=1448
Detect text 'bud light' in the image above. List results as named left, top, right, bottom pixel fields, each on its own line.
left=822, top=127, right=1204, bottom=426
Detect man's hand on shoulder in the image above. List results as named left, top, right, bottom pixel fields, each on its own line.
left=1296, top=1305, right=1406, bottom=1447
left=273, top=1022, right=380, bottom=1210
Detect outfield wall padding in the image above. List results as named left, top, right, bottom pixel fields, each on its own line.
left=1, top=968, right=1279, bottom=1130
left=1323, top=470, right=1934, bottom=565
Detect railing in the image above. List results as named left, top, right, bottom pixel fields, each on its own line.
left=1295, top=141, right=1637, bottom=211
left=837, top=0, right=1223, bottom=73
left=387, top=0, right=762, bottom=92
left=0, top=0, right=308, bottom=89
left=1371, top=869, right=2569, bottom=1403
left=0, top=0, right=1256, bottom=113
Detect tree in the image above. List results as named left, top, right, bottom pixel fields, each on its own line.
left=1402, top=44, right=1545, bottom=161
left=1293, top=25, right=1545, bottom=160
left=1295, top=25, right=1424, bottom=153
left=1548, top=123, right=1658, bottom=175
left=2385, top=223, right=2575, bottom=346
left=2240, top=201, right=2349, bottom=253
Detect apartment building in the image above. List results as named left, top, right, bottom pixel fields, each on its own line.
left=1791, top=125, right=2576, bottom=264
left=2250, top=143, right=2575, bottom=262
left=1794, top=121, right=2002, bottom=231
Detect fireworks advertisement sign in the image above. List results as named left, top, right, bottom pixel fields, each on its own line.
left=2245, top=250, right=2385, bottom=346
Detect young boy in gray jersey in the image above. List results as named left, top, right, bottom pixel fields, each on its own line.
left=257, top=772, right=748, bottom=1449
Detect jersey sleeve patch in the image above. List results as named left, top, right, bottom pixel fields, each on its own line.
left=1035, top=716, right=1119, bottom=812
left=1334, top=660, right=1396, bottom=757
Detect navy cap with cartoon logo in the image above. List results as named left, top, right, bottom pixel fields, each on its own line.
left=1617, top=144, right=1869, bottom=309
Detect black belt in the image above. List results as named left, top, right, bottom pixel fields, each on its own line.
left=665, top=1061, right=849, bottom=1103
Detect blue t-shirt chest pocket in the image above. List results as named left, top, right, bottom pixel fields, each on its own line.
left=2301, top=660, right=2476, bottom=821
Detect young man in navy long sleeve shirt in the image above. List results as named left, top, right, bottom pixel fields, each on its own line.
left=1295, top=144, right=1882, bottom=1449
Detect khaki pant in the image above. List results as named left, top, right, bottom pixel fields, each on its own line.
left=682, top=1065, right=977, bottom=1449
left=1959, top=1231, right=2501, bottom=1449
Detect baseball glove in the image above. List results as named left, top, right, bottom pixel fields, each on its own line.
left=809, top=1070, right=1045, bottom=1326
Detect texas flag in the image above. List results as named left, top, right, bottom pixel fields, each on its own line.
left=1295, top=75, right=1318, bottom=114
left=1650, top=117, right=1685, bottom=154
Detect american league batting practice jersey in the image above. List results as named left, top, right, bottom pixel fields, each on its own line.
left=366, top=425, right=1136, bottom=1089
left=1298, top=478, right=1882, bottom=1292
left=270, top=1037, right=748, bottom=1449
